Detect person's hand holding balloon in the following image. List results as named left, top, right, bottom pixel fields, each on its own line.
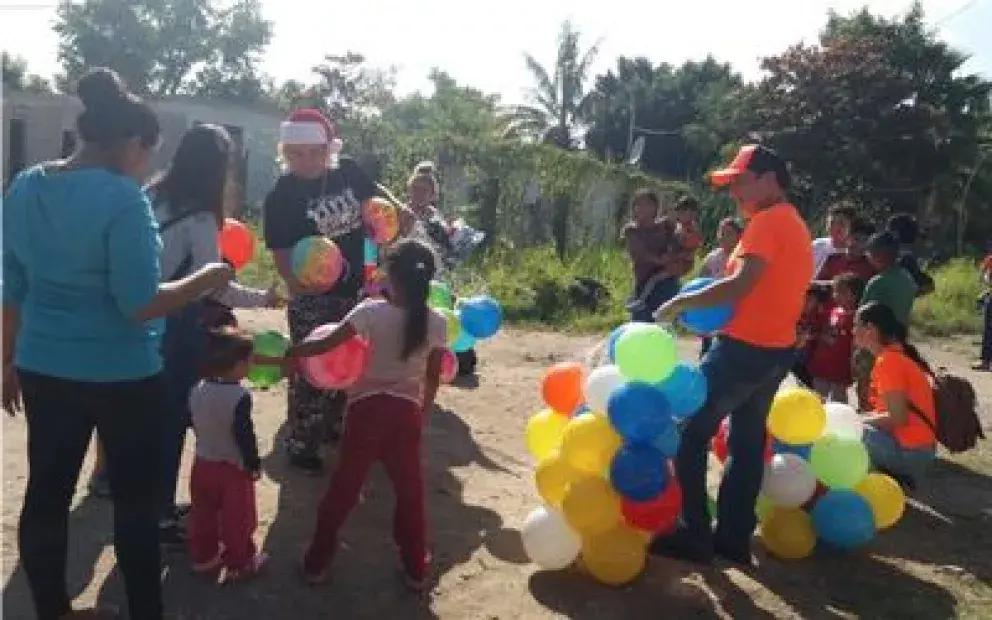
left=652, top=296, right=686, bottom=325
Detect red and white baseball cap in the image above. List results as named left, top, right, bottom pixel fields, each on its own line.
left=280, top=108, right=343, bottom=153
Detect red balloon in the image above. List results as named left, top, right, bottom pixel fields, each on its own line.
left=622, top=465, right=682, bottom=534
left=218, top=218, right=255, bottom=269
left=711, top=418, right=773, bottom=464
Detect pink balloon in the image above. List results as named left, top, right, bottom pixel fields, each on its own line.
left=300, top=323, right=370, bottom=389
left=440, top=349, right=457, bottom=384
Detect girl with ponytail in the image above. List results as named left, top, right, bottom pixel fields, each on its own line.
left=854, top=301, right=937, bottom=488
left=286, top=238, right=446, bottom=589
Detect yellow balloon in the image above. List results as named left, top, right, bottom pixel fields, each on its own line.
left=581, top=525, right=647, bottom=586
left=526, top=408, right=569, bottom=461
left=854, top=472, right=906, bottom=530
left=560, top=412, right=623, bottom=474
left=562, top=476, right=622, bottom=537
left=760, top=507, right=816, bottom=560
left=767, top=388, right=826, bottom=445
left=438, top=309, right=462, bottom=347
left=535, top=452, right=580, bottom=508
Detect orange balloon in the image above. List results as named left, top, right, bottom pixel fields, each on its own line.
left=541, top=362, right=584, bottom=415
left=218, top=218, right=255, bottom=269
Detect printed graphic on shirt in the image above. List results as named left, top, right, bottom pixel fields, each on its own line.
left=306, top=188, right=363, bottom=239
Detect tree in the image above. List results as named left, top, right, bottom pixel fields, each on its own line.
left=503, top=20, right=600, bottom=148
left=54, top=0, right=271, bottom=101
left=2, top=51, right=54, bottom=93
left=749, top=2, right=991, bottom=238
left=582, top=56, right=749, bottom=178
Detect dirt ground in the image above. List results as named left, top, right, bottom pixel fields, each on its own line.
left=2, top=309, right=991, bottom=619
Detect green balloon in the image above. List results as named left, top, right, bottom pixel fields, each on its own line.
left=614, top=324, right=678, bottom=383
left=248, top=330, right=289, bottom=389
left=756, top=494, right=774, bottom=522
left=706, top=495, right=718, bottom=523
left=809, top=434, right=871, bottom=489
left=429, top=280, right=454, bottom=309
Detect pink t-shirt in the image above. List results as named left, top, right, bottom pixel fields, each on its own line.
left=345, top=298, right=447, bottom=404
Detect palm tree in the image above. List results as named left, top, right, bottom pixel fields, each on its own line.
left=502, top=20, right=601, bottom=148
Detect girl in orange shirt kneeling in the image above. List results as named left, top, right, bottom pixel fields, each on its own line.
left=854, top=302, right=937, bottom=489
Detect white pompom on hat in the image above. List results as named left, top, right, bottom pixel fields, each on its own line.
left=280, top=108, right=343, bottom=153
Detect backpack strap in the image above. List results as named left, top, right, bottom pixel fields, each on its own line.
left=905, top=399, right=939, bottom=438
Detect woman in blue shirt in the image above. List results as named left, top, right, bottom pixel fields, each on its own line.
left=1, top=68, right=232, bottom=620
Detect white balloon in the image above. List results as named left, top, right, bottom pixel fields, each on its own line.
left=824, top=402, right=864, bottom=441
left=761, top=453, right=817, bottom=508
left=584, top=365, right=626, bottom=413
left=520, top=505, right=581, bottom=570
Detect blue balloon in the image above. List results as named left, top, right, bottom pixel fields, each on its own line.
left=610, top=443, right=669, bottom=501
left=811, top=490, right=876, bottom=550
left=678, top=278, right=733, bottom=335
left=451, top=330, right=476, bottom=353
left=458, top=295, right=502, bottom=339
left=606, top=324, right=631, bottom=363
left=656, top=362, right=708, bottom=419
left=651, top=424, right=681, bottom=458
left=607, top=382, right=674, bottom=443
left=773, top=439, right=812, bottom=461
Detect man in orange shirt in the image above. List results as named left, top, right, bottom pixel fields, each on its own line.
left=652, top=145, right=813, bottom=566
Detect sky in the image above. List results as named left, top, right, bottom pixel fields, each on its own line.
left=0, top=0, right=989, bottom=104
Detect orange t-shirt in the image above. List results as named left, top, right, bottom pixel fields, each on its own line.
left=870, top=346, right=937, bottom=449
left=722, top=203, right=813, bottom=347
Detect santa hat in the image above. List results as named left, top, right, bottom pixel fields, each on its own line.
left=280, top=108, right=343, bottom=154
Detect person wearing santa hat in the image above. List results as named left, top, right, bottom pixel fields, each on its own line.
left=263, top=108, right=411, bottom=473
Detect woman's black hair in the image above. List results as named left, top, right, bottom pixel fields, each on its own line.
left=385, top=238, right=437, bottom=360
left=75, top=68, right=160, bottom=150
left=199, top=326, right=254, bottom=378
left=148, top=124, right=231, bottom=225
left=631, top=188, right=660, bottom=211
left=886, top=213, right=919, bottom=245
left=856, top=301, right=932, bottom=374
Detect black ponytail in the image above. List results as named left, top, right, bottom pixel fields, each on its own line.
left=386, top=239, right=437, bottom=360
left=856, top=301, right=932, bottom=375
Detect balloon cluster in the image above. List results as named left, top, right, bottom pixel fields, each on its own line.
left=428, top=281, right=502, bottom=383
left=218, top=218, right=255, bottom=270
left=362, top=197, right=399, bottom=244
left=292, top=236, right=344, bottom=290
left=521, top=323, right=707, bottom=586
left=755, top=390, right=906, bottom=559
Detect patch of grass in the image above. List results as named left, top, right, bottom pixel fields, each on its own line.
left=912, top=259, right=984, bottom=336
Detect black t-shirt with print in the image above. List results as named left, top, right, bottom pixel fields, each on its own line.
left=263, top=157, right=378, bottom=298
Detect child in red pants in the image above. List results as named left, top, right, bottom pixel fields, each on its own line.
left=288, top=239, right=446, bottom=590
left=187, top=327, right=268, bottom=581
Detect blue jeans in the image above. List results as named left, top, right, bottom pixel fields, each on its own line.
left=981, top=295, right=992, bottom=363
left=863, top=427, right=935, bottom=481
left=677, top=336, right=795, bottom=553
left=160, top=303, right=206, bottom=518
left=630, top=276, right=679, bottom=322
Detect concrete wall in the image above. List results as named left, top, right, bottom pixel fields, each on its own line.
left=2, top=90, right=282, bottom=204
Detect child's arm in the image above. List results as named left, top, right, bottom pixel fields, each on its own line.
left=231, top=393, right=262, bottom=476
left=421, top=348, right=444, bottom=419
left=286, top=320, right=358, bottom=358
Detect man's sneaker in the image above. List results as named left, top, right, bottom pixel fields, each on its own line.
left=226, top=552, right=269, bottom=583
left=647, top=529, right=714, bottom=566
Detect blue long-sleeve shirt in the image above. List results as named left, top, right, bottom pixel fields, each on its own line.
left=2, top=165, right=164, bottom=381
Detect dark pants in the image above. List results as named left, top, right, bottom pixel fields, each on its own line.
left=982, top=296, right=992, bottom=363
left=18, top=370, right=165, bottom=620
left=160, top=304, right=206, bottom=518
left=630, top=275, right=680, bottom=323
left=304, top=395, right=428, bottom=580
left=675, top=337, right=794, bottom=554
left=287, top=293, right=356, bottom=458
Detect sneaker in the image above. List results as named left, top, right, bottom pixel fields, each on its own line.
left=714, top=540, right=755, bottom=568
left=301, top=558, right=328, bottom=586
left=288, top=453, right=324, bottom=474
left=158, top=521, right=187, bottom=549
left=647, top=529, right=714, bottom=566
left=226, top=552, right=269, bottom=583
left=397, top=552, right=432, bottom=592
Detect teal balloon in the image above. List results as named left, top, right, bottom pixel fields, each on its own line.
left=451, top=330, right=475, bottom=353
left=656, top=363, right=708, bottom=419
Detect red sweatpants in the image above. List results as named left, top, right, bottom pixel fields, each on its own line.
left=187, top=458, right=257, bottom=572
left=304, top=394, right=428, bottom=579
